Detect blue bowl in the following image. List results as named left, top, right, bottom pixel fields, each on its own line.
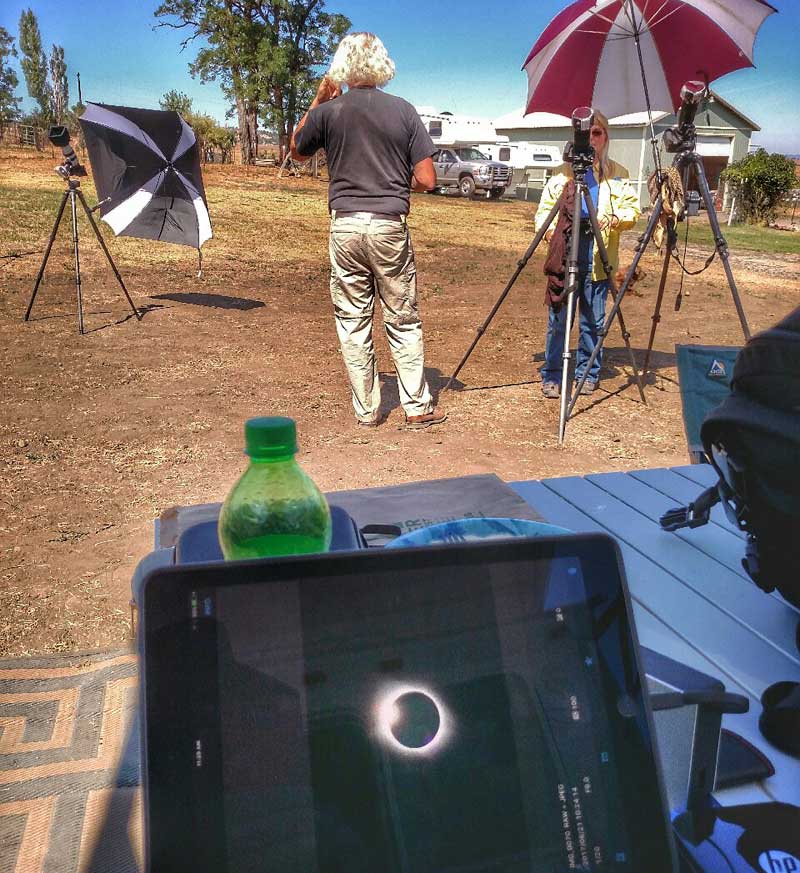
left=385, top=517, right=570, bottom=548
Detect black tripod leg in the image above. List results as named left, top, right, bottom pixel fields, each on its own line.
left=69, top=190, right=85, bottom=335
left=77, top=190, right=141, bottom=321
left=606, top=285, right=646, bottom=401
left=24, top=189, right=70, bottom=321
left=690, top=155, right=750, bottom=340
left=443, top=195, right=562, bottom=391
left=570, top=188, right=647, bottom=411
left=558, top=184, right=584, bottom=444
left=642, top=236, right=672, bottom=381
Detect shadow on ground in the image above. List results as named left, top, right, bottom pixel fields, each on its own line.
left=149, top=292, right=265, bottom=310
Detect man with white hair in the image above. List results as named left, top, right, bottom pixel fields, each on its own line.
left=290, top=32, right=446, bottom=430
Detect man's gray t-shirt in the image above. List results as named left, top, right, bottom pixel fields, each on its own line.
left=294, top=88, right=435, bottom=215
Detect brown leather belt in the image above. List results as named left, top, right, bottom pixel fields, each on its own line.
left=334, top=211, right=404, bottom=221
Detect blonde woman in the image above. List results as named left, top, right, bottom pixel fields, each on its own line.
left=290, top=33, right=446, bottom=429
left=534, top=111, right=640, bottom=397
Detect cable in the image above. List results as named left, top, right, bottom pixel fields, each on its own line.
left=706, top=835, right=736, bottom=873
left=0, top=249, right=44, bottom=267
left=673, top=215, right=690, bottom=310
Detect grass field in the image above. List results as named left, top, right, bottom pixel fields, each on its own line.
left=634, top=214, right=800, bottom=255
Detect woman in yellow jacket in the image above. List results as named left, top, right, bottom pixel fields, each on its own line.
left=534, top=111, right=640, bottom=397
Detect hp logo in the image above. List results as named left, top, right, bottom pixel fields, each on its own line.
left=760, top=851, right=800, bottom=872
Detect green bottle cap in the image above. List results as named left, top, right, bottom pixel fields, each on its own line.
left=244, top=416, right=298, bottom=459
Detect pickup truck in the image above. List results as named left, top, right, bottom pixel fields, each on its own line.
left=431, top=147, right=513, bottom=198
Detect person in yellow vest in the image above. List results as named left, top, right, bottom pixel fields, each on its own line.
left=534, top=111, right=640, bottom=397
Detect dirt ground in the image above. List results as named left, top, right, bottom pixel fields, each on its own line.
left=1, top=147, right=798, bottom=657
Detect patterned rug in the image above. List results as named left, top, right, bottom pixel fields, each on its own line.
left=0, top=648, right=142, bottom=873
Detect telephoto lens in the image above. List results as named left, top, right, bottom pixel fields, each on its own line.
left=48, top=125, right=86, bottom=177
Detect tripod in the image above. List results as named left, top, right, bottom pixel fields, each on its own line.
left=24, top=178, right=141, bottom=334
left=569, top=124, right=751, bottom=423
left=445, top=120, right=646, bottom=443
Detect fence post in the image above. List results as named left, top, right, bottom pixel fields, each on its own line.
left=727, top=195, right=737, bottom=226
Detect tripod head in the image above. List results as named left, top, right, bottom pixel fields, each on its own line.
left=562, top=107, right=595, bottom=176
left=663, top=81, right=706, bottom=154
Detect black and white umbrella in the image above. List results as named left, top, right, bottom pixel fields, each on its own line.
left=79, top=102, right=212, bottom=249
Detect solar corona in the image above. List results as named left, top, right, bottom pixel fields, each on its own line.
left=376, top=685, right=449, bottom=754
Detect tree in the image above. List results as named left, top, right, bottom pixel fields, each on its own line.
left=49, top=44, right=68, bottom=123
left=0, top=27, right=21, bottom=123
left=155, top=1, right=263, bottom=164
left=206, top=123, right=236, bottom=162
left=160, top=88, right=194, bottom=115
left=154, top=1, right=349, bottom=164
left=264, top=2, right=349, bottom=157
left=18, top=9, right=52, bottom=125
left=722, top=149, right=797, bottom=225
left=185, top=109, right=214, bottom=156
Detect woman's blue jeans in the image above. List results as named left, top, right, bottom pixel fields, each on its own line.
left=542, top=232, right=609, bottom=386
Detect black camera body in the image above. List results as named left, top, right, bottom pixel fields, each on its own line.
left=562, top=106, right=595, bottom=172
left=48, top=124, right=87, bottom=180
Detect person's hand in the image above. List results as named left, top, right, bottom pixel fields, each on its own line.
left=313, top=76, right=342, bottom=106
left=599, top=215, right=620, bottom=232
left=544, top=229, right=554, bottom=243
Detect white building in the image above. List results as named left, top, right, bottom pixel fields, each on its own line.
left=493, top=93, right=759, bottom=206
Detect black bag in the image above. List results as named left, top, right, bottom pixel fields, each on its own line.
left=661, top=307, right=800, bottom=608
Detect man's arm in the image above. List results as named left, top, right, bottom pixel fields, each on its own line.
left=411, top=157, right=436, bottom=192
left=290, top=77, right=341, bottom=162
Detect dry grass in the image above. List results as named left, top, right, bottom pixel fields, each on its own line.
left=1, top=145, right=798, bottom=657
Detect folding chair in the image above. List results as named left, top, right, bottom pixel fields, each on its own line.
left=675, top=344, right=741, bottom=463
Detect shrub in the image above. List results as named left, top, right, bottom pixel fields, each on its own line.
left=722, top=149, right=796, bottom=225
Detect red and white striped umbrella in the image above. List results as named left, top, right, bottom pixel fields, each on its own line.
left=523, top=0, right=776, bottom=118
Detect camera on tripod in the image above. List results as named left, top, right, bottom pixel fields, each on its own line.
left=48, top=125, right=87, bottom=181
left=562, top=107, right=595, bottom=169
left=663, top=81, right=707, bottom=154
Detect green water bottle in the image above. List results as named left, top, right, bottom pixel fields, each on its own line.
left=218, top=417, right=332, bottom=560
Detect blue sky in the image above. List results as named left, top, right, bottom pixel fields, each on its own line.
left=2, top=1, right=798, bottom=153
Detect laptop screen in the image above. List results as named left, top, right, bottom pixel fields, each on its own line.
left=141, top=535, right=676, bottom=872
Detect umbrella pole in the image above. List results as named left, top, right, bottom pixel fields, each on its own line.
left=623, top=0, right=665, bottom=184
left=76, top=189, right=142, bottom=322
left=642, top=236, right=673, bottom=381
left=442, top=195, right=562, bottom=391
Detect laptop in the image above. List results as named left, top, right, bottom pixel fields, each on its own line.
left=139, top=533, right=678, bottom=872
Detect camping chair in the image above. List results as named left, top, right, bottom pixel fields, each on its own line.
left=675, top=344, right=741, bottom=463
